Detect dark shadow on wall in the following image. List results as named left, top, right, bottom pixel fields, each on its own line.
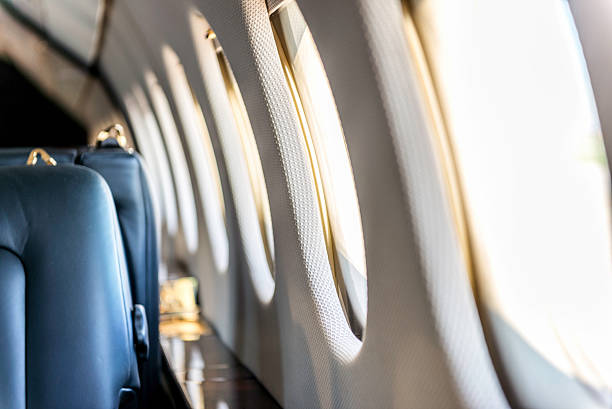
left=0, top=59, right=87, bottom=147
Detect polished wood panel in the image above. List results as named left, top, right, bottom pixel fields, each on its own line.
left=162, top=322, right=281, bottom=409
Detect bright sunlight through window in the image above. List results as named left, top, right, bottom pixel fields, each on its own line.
left=208, top=29, right=275, bottom=275
left=406, top=0, right=612, bottom=400
left=271, top=0, right=367, bottom=339
left=163, top=46, right=229, bottom=272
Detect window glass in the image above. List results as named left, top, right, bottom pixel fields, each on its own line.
left=211, top=35, right=276, bottom=275
left=124, top=88, right=178, bottom=237
left=190, top=14, right=275, bottom=299
left=142, top=73, right=199, bottom=254
left=271, top=1, right=367, bottom=338
left=406, top=0, right=612, bottom=397
left=162, top=46, right=229, bottom=272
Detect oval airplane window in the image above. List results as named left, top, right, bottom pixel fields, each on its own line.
left=190, top=13, right=275, bottom=299
left=124, top=89, right=179, bottom=238
left=271, top=1, right=367, bottom=339
left=405, top=0, right=612, bottom=406
left=121, top=93, right=163, bottom=234
left=162, top=46, right=229, bottom=273
left=133, top=84, right=199, bottom=256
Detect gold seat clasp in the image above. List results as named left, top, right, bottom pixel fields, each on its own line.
left=26, top=148, right=57, bottom=166
left=96, top=124, right=127, bottom=148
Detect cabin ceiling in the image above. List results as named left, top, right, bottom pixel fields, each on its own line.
left=4, top=0, right=104, bottom=63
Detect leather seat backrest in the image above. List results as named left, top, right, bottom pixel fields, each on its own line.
left=0, top=147, right=160, bottom=389
left=0, top=146, right=160, bottom=405
left=78, top=147, right=160, bottom=398
left=0, top=165, right=139, bottom=409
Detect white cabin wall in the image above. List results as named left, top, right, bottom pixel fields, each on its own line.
left=96, top=0, right=508, bottom=408
left=88, top=0, right=612, bottom=406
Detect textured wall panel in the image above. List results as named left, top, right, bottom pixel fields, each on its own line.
left=99, top=0, right=509, bottom=407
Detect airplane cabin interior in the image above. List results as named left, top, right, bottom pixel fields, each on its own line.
left=0, top=0, right=610, bottom=408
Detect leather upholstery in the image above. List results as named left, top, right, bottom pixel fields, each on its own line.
left=78, top=148, right=160, bottom=399
left=0, top=147, right=160, bottom=404
left=0, top=151, right=160, bottom=357
left=0, top=166, right=139, bottom=409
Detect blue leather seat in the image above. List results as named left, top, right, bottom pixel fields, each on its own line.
left=0, top=146, right=160, bottom=403
left=78, top=146, right=160, bottom=403
left=0, top=165, right=139, bottom=408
